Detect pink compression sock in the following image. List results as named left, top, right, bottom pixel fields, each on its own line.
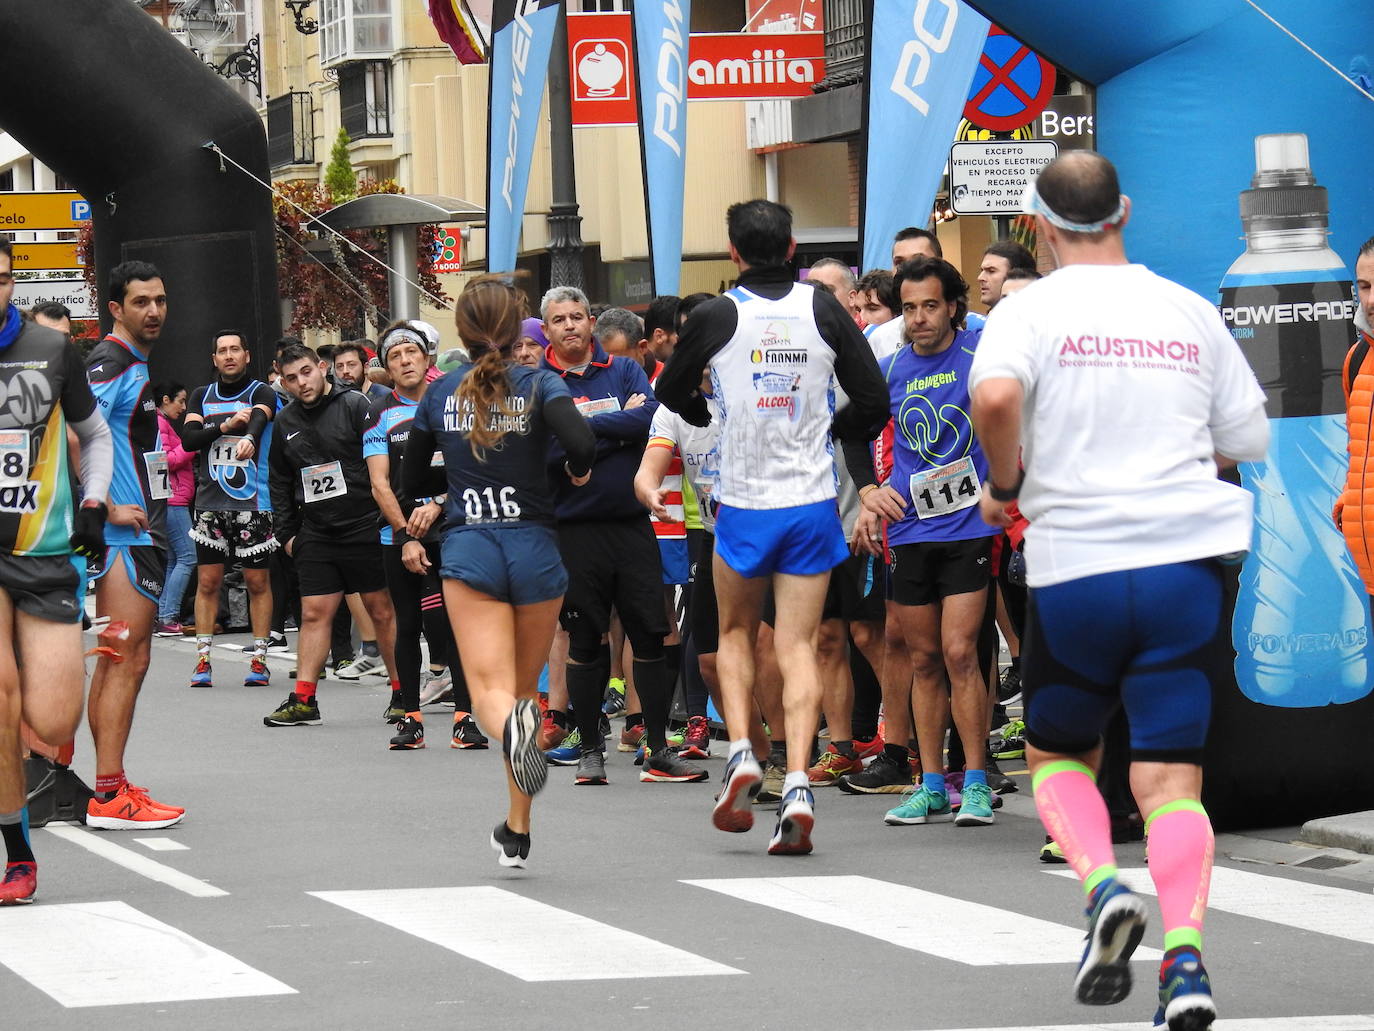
left=1145, top=800, right=1214, bottom=953
left=1033, top=760, right=1118, bottom=895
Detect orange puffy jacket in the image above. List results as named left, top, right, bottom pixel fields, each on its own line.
left=1338, top=325, right=1374, bottom=593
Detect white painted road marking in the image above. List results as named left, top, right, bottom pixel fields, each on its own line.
left=43, top=826, right=227, bottom=898
left=916, top=1019, right=1374, bottom=1031
left=0, top=901, right=295, bottom=1007
left=682, top=874, right=1160, bottom=966
left=310, top=886, right=743, bottom=981
left=133, top=837, right=189, bottom=852
left=1049, top=866, right=1374, bottom=946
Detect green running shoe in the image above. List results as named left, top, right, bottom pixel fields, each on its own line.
left=883, top=785, right=953, bottom=825
left=954, top=781, right=996, bottom=826
left=264, top=695, right=321, bottom=727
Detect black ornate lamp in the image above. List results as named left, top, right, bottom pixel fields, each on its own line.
left=284, top=0, right=319, bottom=35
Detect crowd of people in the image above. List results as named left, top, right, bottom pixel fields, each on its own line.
left=0, top=150, right=1280, bottom=1031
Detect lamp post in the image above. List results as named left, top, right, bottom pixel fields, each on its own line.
left=545, top=6, right=584, bottom=291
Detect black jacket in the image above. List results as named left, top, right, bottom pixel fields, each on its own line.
left=269, top=385, right=376, bottom=546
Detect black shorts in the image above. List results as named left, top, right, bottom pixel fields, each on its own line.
left=93, top=544, right=167, bottom=603
left=293, top=537, right=387, bottom=597
left=190, top=510, right=278, bottom=569
left=822, top=552, right=886, bottom=623
left=0, top=553, right=82, bottom=624
left=558, top=516, right=668, bottom=655
left=888, top=537, right=994, bottom=607
left=689, top=531, right=719, bottom=654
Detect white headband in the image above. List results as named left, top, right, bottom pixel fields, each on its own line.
left=1022, top=179, right=1125, bottom=233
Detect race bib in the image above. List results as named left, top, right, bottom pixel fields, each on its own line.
left=430, top=450, right=444, bottom=467
left=210, top=435, right=249, bottom=468
left=909, top=456, right=980, bottom=520
left=302, top=461, right=346, bottom=503
left=574, top=395, right=622, bottom=417
left=0, top=429, right=30, bottom=486
left=145, top=451, right=172, bottom=501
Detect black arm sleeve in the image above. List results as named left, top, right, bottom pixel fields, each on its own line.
left=401, top=423, right=447, bottom=500
left=652, top=297, right=739, bottom=426
left=545, top=394, right=596, bottom=476
left=842, top=437, right=879, bottom=492
left=179, top=412, right=232, bottom=449
left=244, top=407, right=270, bottom=444
left=813, top=290, right=890, bottom=443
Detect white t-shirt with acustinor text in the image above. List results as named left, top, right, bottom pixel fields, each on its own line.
left=968, top=263, right=1269, bottom=588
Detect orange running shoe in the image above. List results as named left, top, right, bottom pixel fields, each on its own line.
left=87, top=784, right=185, bottom=829
left=125, top=784, right=185, bottom=816
left=807, top=745, right=861, bottom=786
left=0, top=862, right=36, bottom=905
left=854, top=732, right=885, bottom=760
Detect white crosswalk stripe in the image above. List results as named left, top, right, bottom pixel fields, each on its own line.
left=309, top=886, right=744, bottom=981
left=0, top=902, right=295, bottom=1007
left=683, top=873, right=1162, bottom=966
left=1047, top=866, right=1374, bottom=946
left=914, top=1019, right=1374, bottom=1031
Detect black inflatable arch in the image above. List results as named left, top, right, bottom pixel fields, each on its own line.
left=0, top=0, right=281, bottom=387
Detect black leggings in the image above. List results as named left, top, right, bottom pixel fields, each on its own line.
left=382, top=542, right=466, bottom=712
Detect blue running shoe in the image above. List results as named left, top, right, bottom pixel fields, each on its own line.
left=189, top=655, right=213, bottom=688
left=545, top=728, right=582, bottom=766
left=883, top=785, right=952, bottom=825
left=1075, top=878, right=1148, bottom=1006
left=1153, top=950, right=1215, bottom=1031
left=244, top=657, right=270, bottom=687
left=953, top=781, right=996, bottom=826
left=712, top=748, right=762, bottom=833
left=767, top=785, right=815, bottom=855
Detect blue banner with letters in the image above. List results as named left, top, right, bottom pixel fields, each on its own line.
left=486, top=0, right=563, bottom=275
left=633, top=0, right=691, bottom=296
left=860, top=0, right=988, bottom=272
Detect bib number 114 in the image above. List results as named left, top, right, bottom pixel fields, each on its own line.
left=463, top=486, right=520, bottom=522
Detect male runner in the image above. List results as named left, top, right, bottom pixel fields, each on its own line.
left=179, top=330, right=278, bottom=688
left=265, top=343, right=400, bottom=731
left=971, top=151, right=1269, bottom=1031
left=656, top=199, right=888, bottom=855
left=85, top=260, right=184, bottom=828
left=0, top=241, right=114, bottom=901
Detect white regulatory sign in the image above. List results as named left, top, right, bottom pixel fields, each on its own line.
left=948, top=141, right=1058, bottom=216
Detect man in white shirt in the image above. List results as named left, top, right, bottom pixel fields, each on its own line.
left=969, top=151, right=1269, bottom=1031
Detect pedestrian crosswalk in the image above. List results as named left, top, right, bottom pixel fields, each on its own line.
left=3, top=834, right=1374, bottom=1026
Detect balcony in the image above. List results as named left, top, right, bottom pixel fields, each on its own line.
left=267, top=92, right=316, bottom=169
left=818, top=0, right=864, bottom=91
left=339, top=61, right=391, bottom=140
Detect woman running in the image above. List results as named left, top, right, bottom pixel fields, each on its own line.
left=403, top=277, right=594, bottom=869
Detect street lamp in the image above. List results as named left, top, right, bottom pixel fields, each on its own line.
left=284, top=0, right=319, bottom=35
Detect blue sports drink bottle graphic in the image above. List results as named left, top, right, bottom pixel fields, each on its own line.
left=1220, top=133, right=1372, bottom=707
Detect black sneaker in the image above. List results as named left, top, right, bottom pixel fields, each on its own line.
left=451, top=714, right=489, bottom=750
left=574, top=748, right=607, bottom=785
left=383, top=691, right=406, bottom=724
left=389, top=715, right=425, bottom=750
left=986, top=753, right=1018, bottom=794
left=837, top=751, right=913, bottom=794
left=490, top=821, right=531, bottom=869
left=997, top=664, right=1022, bottom=705
left=639, top=747, right=709, bottom=783
left=263, top=695, right=321, bottom=727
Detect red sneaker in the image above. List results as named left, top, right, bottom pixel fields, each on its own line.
left=677, top=715, right=712, bottom=759
left=854, top=733, right=885, bottom=760
left=537, top=715, right=568, bottom=751
left=87, top=784, right=184, bottom=829
left=0, top=862, right=36, bottom=905
left=808, top=745, right=862, bottom=785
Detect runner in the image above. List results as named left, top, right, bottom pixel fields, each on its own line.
left=0, top=242, right=114, bottom=902
left=402, top=277, right=595, bottom=868
left=264, top=343, right=401, bottom=732
left=84, top=260, right=185, bottom=829
left=970, top=151, right=1269, bottom=1031
left=178, top=330, right=278, bottom=688
left=363, top=321, right=482, bottom=751
left=656, top=199, right=888, bottom=855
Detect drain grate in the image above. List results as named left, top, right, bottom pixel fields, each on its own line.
left=1294, top=854, right=1357, bottom=870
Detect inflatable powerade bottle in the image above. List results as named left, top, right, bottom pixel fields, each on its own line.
left=1221, top=132, right=1372, bottom=707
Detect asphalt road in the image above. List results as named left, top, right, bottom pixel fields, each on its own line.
left=4, top=631, right=1374, bottom=1031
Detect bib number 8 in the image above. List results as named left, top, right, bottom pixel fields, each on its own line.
left=1, top=451, right=23, bottom=479
left=462, top=486, right=521, bottom=522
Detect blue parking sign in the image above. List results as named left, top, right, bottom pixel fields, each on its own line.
left=71, top=199, right=90, bottom=221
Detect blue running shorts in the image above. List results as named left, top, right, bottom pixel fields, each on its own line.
left=1022, top=559, right=1226, bottom=764
left=658, top=537, right=690, bottom=586
left=714, top=498, right=848, bottom=580
left=440, top=525, right=568, bottom=606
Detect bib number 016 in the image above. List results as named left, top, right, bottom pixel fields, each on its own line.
left=462, top=485, right=520, bottom=522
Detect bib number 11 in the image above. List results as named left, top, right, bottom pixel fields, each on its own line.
left=463, top=486, right=520, bottom=522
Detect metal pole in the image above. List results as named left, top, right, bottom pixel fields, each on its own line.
left=546, top=5, right=584, bottom=292
left=387, top=224, right=419, bottom=322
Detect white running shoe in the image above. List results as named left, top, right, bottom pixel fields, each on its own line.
left=335, top=653, right=388, bottom=680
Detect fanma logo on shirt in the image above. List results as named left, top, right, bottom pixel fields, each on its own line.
left=749, top=323, right=807, bottom=366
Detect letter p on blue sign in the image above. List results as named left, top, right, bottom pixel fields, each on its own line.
left=71, top=199, right=91, bottom=221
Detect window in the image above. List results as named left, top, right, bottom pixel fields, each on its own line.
left=267, top=92, right=317, bottom=168
left=339, top=61, right=391, bottom=139
left=579, top=0, right=628, bottom=10
left=0, top=169, right=13, bottom=193
left=320, top=0, right=393, bottom=66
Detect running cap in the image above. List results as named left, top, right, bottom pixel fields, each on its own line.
left=1021, top=178, right=1126, bottom=234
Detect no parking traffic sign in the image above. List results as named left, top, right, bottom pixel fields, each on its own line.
left=963, top=26, right=1055, bottom=132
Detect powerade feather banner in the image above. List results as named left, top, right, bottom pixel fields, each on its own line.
left=633, top=0, right=691, bottom=296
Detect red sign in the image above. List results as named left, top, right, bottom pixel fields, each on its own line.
left=687, top=32, right=824, bottom=101
left=569, top=13, right=637, bottom=127
left=963, top=26, right=1056, bottom=132
left=431, top=225, right=463, bottom=274
left=745, top=0, right=823, bottom=34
